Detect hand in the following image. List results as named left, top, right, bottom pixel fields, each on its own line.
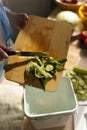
left=0, top=44, right=11, bottom=60
left=13, top=13, right=29, bottom=29
left=7, top=11, right=29, bottom=29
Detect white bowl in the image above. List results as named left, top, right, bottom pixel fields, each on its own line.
left=24, top=77, right=78, bottom=129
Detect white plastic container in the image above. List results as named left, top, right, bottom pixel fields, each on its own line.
left=24, top=77, right=78, bottom=129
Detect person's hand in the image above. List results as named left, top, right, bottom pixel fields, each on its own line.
left=0, top=44, right=11, bottom=60
left=7, top=11, right=29, bottom=29
left=13, top=13, right=29, bottom=29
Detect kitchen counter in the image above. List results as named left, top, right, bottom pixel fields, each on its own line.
left=23, top=7, right=87, bottom=130
left=0, top=6, right=86, bottom=130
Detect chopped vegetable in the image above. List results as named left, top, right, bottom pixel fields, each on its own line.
left=73, top=66, right=87, bottom=75
left=30, top=61, right=53, bottom=79
left=25, top=56, right=67, bottom=88
left=66, top=66, right=87, bottom=101
left=45, top=64, right=54, bottom=72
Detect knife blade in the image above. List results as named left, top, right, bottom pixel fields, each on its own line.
left=5, top=50, right=48, bottom=57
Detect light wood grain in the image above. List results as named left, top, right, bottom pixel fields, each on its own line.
left=5, top=15, right=72, bottom=91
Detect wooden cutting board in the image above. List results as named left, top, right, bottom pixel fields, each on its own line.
left=5, top=15, right=72, bottom=91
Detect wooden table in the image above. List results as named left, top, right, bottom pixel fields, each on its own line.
left=23, top=7, right=87, bottom=130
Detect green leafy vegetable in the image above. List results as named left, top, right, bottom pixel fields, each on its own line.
left=25, top=56, right=67, bottom=88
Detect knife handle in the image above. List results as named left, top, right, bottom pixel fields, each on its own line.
left=5, top=50, right=16, bottom=55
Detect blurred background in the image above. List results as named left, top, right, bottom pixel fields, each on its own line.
left=3, top=0, right=55, bottom=17
left=3, top=0, right=55, bottom=41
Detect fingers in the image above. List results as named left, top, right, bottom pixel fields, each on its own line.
left=23, top=14, right=29, bottom=27
left=0, top=44, right=12, bottom=50
left=15, top=13, right=29, bottom=29
left=0, top=44, right=12, bottom=60
left=0, top=48, right=8, bottom=60
left=24, top=13, right=29, bottom=21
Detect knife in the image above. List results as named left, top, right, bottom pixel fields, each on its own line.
left=5, top=50, right=48, bottom=57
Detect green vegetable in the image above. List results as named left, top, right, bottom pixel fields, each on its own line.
left=27, top=61, right=52, bottom=79
left=66, top=66, right=87, bottom=101
left=35, top=68, right=44, bottom=78
left=45, top=64, right=54, bottom=72
left=25, top=56, right=67, bottom=89
left=73, top=66, right=87, bottom=75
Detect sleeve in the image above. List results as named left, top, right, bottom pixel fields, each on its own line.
left=3, top=6, right=10, bottom=12
left=0, top=0, right=10, bottom=11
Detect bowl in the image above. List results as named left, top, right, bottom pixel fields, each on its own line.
left=78, top=2, right=87, bottom=25
left=24, top=77, right=78, bottom=129
left=55, top=0, right=86, bottom=10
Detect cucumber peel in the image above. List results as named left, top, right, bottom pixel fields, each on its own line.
left=73, top=66, right=87, bottom=75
